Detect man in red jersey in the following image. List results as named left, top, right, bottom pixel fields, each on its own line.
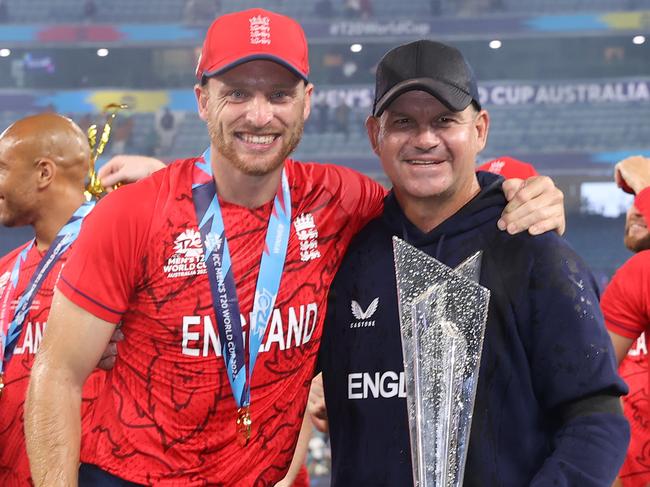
left=0, top=113, right=111, bottom=487
left=26, top=9, right=566, bottom=487
left=603, top=155, right=650, bottom=487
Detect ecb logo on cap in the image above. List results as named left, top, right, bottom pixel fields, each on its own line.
left=488, top=160, right=505, bottom=174
left=249, top=15, right=271, bottom=45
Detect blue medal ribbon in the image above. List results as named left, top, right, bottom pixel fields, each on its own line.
left=192, top=148, right=291, bottom=410
left=0, top=201, right=95, bottom=374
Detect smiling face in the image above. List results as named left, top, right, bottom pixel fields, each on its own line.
left=0, top=134, right=40, bottom=227
left=624, top=204, right=650, bottom=252
left=195, top=60, right=313, bottom=177
left=0, top=113, right=88, bottom=228
left=366, top=90, right=488, bottom=210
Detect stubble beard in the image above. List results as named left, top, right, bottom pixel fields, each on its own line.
left=206, top=111, right=305, bottom=177
left=625, top=231, right=650, bottom=252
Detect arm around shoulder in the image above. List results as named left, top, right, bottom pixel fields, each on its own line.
left=500, top=175, right=565, bottom=235
left=325, top=164, right=386, bottom=231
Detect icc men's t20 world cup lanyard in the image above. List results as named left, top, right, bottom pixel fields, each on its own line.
left=192, top=148, right=291, bottom=445
left=0, top=201, right=95, bottom=397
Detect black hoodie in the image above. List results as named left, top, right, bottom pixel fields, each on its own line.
left=320, top=172, right=629, bottom=487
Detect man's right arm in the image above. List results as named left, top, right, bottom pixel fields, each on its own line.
left=98, top=155, right=166, bottom=190
left=25, top=165, right=150, bottom=485
left=601, top=250, right=650, bottom=364
left=615, top=155, right=650, bottom=223
left=25, top=289, right=116, bottom=486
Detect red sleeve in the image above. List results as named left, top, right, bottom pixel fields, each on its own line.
left=327, top=164, right=387, bottom=233
left=601, top=250, right=650, bottom=339
left=634, top=187, right=650, bottom=224
left=58, top=182, right=155, bottom=324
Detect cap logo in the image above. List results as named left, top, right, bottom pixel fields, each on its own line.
left=249, top=15, right=271, bottom=45
left=488, top=160, right=505, bottom=174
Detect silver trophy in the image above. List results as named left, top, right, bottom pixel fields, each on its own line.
left=393, top=237, right=490, bottom=487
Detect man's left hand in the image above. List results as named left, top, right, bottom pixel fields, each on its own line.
left=614, top=155, right=650, bottom=195
left=499, top=176, right=565, bottom=236
left=307, top=373, right=329, bottom=433
left=97, top=326, right=124, bottom=370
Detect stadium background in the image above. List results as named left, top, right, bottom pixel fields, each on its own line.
left=0, top=0, right=649, bottom=484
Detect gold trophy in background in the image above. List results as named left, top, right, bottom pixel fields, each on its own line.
left=84, top=103, right=128, bottom=200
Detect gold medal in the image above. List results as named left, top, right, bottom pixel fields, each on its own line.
left=236, top=407, right=251, bottom=446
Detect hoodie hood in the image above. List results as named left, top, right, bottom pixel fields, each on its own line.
left=382, top=171, right=507, bottom=250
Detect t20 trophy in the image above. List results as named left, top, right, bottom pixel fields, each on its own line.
left=85, top=103, right=128, bottom=200
left=393, top=237, right=490, bottom=487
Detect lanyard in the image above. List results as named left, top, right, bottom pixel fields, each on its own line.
left=0, top=201, right=95, bottom=373
left=192, top=149, right=291, bottom=414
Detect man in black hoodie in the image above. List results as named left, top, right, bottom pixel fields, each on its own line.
left=318, top=40, right=629, bottom=486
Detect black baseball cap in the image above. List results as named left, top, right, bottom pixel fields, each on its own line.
left=372, top=40, right=481, bottom=117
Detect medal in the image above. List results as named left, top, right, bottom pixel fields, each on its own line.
left=236, top=407, right=252, bottom=446
left=0, top=201, right=95, bottom=389
left=0, top=372, right=4, bottom=399
left=192, top=148, right=291, bottom=446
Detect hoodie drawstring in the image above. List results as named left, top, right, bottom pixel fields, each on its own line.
left=434, top=234, right=446, bottom=260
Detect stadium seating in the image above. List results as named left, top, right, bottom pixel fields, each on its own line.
left=497, top=0, right=650, bottom=15
left=486, top=102, right=650, bottom=154
left=296, top=96, right=650, bottom=161
left=0, top=86, right=647, bottom=164
left=3, top=0, right=650, bottom=23
left=4, top=0, right=186, bottom=23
